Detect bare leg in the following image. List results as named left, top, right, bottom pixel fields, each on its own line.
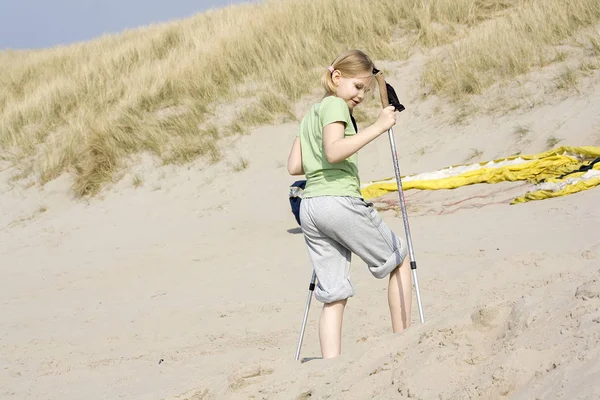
left=388, top=256, right=412, bottom=333
left=319, top=299, right=347, bottom=358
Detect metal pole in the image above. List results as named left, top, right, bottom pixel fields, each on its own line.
left=387, top=128, right=425, bottom=323
left=295, top=270, right=317, bottom=361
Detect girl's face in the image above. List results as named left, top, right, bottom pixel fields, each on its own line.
left=332, top=70, right=373, bottom=111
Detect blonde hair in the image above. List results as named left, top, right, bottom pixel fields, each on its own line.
left=321, top=49, right=376, bottom=96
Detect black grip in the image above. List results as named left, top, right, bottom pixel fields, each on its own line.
left=386, top=83, right=405, bottom=113
left=373, top=67, right=405, bottom=112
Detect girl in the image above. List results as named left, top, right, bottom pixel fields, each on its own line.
left=287, top=49, right=412, bottom=359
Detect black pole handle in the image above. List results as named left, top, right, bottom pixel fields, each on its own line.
left=372, top=67, right=405, bottom=112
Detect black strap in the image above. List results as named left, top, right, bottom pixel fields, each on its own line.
left=557, top=157, right=600, bottom=179
left=350, top=115, right=358, bottom=133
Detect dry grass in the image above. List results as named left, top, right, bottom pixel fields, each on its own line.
left=465, top=148, right=484, bottom=162
left=514, top=124, right=530, bottom=140
left=422, top=0, right=600, bottom=100
left=555, top=67, right=580, bottom=92
left=229, top=92, right=295, bottom=135
left=132, top=174, right=143, bottom=188
left=546, top=136, right=563, bottom=149
left=0, top=0, right=597, bottom=196
left=232, top=158, right=249, bottom=172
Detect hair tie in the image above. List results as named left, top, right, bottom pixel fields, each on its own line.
left=327, top=66, right=334, bottom=73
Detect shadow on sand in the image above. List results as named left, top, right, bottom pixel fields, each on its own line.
left=300, top=357, right=322, bottom=363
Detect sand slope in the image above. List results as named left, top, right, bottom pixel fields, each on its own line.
left=1, top=56, right=600, bottom=399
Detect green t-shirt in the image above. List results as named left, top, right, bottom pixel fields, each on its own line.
left=297, top=95, right=361, bottom=198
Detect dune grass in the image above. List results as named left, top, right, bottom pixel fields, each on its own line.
left=422, top=0, right=600, bottom=100
left=0, top=0, right=596, bottom=196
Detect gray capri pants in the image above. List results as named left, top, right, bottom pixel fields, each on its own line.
left=299, top=196, right=408, bottom=304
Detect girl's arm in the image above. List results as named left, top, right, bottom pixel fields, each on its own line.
left=323, top=106, right=396, bottom=164
left=287, top=137, right=304, bottom=175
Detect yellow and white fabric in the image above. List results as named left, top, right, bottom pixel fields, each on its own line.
left=360, top=146, right=600, bottom=204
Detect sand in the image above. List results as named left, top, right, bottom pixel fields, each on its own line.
left=1, top=55, right=600, bottom=399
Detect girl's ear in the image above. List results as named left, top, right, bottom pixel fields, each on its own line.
left=331, top=70, right=341, bottom=86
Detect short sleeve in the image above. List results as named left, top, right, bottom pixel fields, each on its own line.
left=320, top=96, right=351, bottom=128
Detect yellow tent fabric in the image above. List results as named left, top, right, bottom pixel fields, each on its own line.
left=511, top=161, right=600, bottom=204
left=360, top=146, right=600, bottom=204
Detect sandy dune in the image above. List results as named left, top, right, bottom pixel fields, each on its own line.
left=1, top=55, right=600, bottom=399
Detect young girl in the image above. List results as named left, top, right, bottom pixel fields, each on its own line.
left=287, top=49, right=412, bottom=359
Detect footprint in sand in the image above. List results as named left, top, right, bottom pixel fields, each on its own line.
left=575, top=272, right=600, bottom=300
left=470, top=305, right=506, bottom=329
left=228, top=365, right=274, bottom=391
left=296, top=390, right=313, bottom=399
left=178, top=388, right=211, bottom=400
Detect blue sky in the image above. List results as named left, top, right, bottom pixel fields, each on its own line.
left=0, top=0, right=250, bottom=50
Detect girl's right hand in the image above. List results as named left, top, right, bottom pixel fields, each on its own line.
left=375, top=106, right=397, bottom=133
